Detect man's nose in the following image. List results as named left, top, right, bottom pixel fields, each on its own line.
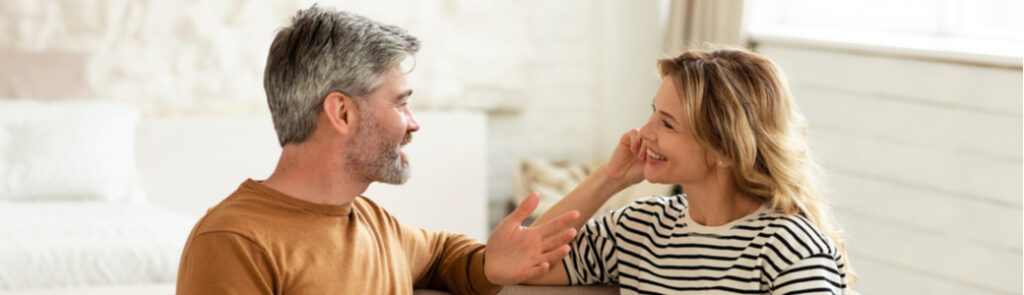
left=406, top=113, right=420, bottom=132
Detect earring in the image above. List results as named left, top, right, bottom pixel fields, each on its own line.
left=718, top=161, right=725, bottom=166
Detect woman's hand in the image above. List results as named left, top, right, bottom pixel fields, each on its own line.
left=605, top=128, right=645, bottom=186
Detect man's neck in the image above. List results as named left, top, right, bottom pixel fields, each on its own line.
left=261, top=144, right=369, bottom=207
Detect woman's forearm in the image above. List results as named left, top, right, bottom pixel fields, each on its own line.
left=522, top=163, right=631, bottom=286
left=530, top=163, right=632, bottom=231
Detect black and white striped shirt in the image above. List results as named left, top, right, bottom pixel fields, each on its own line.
left=563, top=195, right=847, bottom=294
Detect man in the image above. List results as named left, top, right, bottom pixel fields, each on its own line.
left=176, top=6, right=580, bottom=295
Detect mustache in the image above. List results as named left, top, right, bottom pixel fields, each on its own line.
left=400, top=133, right=413, bottom=146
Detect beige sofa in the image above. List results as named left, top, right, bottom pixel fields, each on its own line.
left=416, top=285, right=619, bottom=295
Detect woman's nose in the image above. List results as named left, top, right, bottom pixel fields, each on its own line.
left=639, top=118, right=655, bottom=142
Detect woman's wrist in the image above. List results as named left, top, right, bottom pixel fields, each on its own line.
left=592, top=163, right=634, bottom=197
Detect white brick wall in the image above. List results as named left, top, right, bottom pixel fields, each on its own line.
left=484, top=0, right=664, bottom=227
left=0, top=0, right=667, bottom=228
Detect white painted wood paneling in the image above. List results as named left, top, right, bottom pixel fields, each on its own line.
left=795, top=87, right=1021, bottom=161
left=849, top=254, right=1006, bottom=295
left=759, top=46, right=1023, bottom=115
left=812, top=131, right=1021, bottom=207
left=756, top=41, right=1023, bottom=295
left=826, top=172, right=1021, bottom=252
left=838, top=211, right=1021, bottom=293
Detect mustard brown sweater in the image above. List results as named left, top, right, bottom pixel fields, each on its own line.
left=176, top=179, right=500, bottom=295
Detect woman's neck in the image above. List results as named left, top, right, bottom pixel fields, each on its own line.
left=683, top=172, right=763, bottom=227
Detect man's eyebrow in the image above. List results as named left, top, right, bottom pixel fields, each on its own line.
left=396, top=90, right=413, bottom=101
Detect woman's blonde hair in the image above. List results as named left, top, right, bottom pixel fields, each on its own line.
left=656, top=47, right=854, bottom=284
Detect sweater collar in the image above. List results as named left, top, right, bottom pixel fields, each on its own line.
left=242, top=178, right=354, bottom=216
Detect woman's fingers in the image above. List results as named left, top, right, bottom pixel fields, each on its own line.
left=627, top=128, right=640, bottom=153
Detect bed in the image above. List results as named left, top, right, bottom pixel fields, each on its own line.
left=0, top=202, right=190, bottom=291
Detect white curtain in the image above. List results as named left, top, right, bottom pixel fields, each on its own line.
left=663, top=0, right=747, bottom=54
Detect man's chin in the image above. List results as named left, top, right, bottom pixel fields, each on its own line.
left=373, top=162, right=411, bottom=185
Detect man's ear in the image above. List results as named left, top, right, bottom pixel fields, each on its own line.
left=322, top=91, right=358, bottom=136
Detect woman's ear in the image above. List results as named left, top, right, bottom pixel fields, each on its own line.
left=322, top=91, right=357, bottom=136
left=705, top=150, right=728, bottom=168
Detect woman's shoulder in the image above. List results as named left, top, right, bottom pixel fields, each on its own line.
left=602, top=194, right=688, bottom=226
left=757, top=211, right=848, bottom=291
left=759, top=211, right=840, bottom=258
left=619, top=194, right=688, bottom=215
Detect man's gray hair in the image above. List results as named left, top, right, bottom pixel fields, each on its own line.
left=264, top=5, right=420, bottom=146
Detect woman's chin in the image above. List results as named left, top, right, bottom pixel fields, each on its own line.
left=643, top=168, right=667, bottom=184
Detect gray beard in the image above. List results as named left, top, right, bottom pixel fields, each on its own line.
left=345, top=116, right=411, bottom=185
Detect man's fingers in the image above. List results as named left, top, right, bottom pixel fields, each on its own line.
left=535, top=210, right=579, bottom=237
left=540, top=245, right=573, bottom=263
left=506, top=192, right=540, bottom=225
left=520, top=262, right=550, bottom=281
left=540, top=228, right=577, bottom=251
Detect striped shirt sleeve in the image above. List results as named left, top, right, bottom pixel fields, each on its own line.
left=771, top=254, right=844, bottom=294
left=562, top=208, right=624, bottom=285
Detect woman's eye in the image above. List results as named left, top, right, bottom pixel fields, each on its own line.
left=662, top=120, right=673, bottom=130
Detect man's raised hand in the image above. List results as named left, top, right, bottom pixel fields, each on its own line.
left=484, top=192, right=579, bottom=285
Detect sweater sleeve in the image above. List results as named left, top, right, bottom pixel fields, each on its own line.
left=176, top=232, right=277, bottom=295
left=562, top=209, right=621, bottom=285
left=770, top=254, right=845, bottom=294
left=404, top=226, right=501, bottom=295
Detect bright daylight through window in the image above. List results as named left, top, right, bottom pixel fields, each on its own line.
left=748, top=0, right=1024, bottom=65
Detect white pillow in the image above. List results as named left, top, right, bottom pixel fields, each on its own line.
left=0, top=100, right=140, bottom=201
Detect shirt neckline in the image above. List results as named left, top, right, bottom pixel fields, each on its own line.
left=242, top=178, right=354, bottom=216
left=682, top=202, right=770, bottom=232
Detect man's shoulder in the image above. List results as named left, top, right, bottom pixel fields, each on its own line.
left=351, top=195, right=401, bottom=226
left=190, top=188, right=284, bottom=238
left=352, top=195, right=388, bottom=213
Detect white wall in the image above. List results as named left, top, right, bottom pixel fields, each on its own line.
left=0, top=0, right=667, bottom=229
left=485, top=0, right=665, bottom=226
left=754, top=42, right=1023, bottom=294
left=0, top=0, right=539, bottom=115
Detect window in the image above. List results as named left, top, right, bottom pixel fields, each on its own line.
left=748, top=0, right=1023, bottom=64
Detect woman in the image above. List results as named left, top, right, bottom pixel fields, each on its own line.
left=526, top=48, right=852, bottom=294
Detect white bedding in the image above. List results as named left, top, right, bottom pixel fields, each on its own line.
left=0, top=202, right=194, bottom=290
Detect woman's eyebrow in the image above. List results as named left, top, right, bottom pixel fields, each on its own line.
left=652, top=102, right=679, bottom=124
